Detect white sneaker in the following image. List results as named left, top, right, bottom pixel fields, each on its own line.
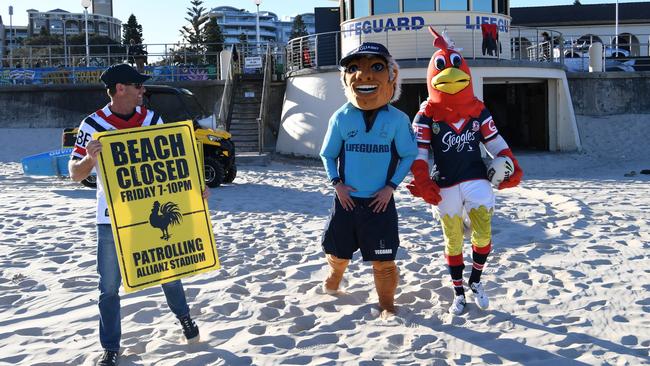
left=470, top=282, right=489, bottom=310
left=449, top=295, right=466, bottom=315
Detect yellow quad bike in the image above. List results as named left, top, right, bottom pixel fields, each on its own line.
left=63, top=85, right=236, bottom=188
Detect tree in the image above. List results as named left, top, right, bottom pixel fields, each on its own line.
left=573, top=0, right=581, bottom=5
left=203, top=17, right=224, bottom=65
left=180, top=0, right=209, bottom=63
left=289, top=15, right=309, bottom=41
left=122, top=14, right=144, bottom=45
left=122, top=14, right=147, bottom=66
left=238, top=32, right=249, bottom=56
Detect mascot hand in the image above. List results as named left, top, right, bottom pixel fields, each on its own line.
left=411, top=160, right=442, bottom=205
left=406, top=179, right=421, bottom=197
left=424, top=101, right=437, bottom=119
left=497, top=148, right=523, bottom=190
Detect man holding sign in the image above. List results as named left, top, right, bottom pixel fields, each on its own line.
left=69, top=64, right=207, bottom=366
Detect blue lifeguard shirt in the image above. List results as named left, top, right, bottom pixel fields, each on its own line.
left=320, top=102, right=418, bottom=198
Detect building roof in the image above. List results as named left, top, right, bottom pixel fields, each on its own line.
left=511, top=2, right=650, bottom=27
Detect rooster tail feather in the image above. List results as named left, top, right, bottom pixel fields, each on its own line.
left=160, top=202, right=183, bottom=227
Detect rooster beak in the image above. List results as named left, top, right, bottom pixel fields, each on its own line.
left=431, top=68, right=470, bottom=95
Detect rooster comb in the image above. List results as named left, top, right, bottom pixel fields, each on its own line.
left=428, top=26, right=462, bottom=51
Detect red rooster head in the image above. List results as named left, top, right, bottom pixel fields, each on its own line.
left=426, top=27, right=476, bottom=105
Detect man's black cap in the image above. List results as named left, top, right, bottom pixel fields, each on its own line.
left=100, top=63, right=150, bottom=88
left=339, top=42, right=392, bottom=67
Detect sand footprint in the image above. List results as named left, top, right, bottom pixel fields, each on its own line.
left=288, top=314, right=317, bottom=334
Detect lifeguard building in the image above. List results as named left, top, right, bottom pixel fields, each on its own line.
left=276, top=0, right=580, bottom=157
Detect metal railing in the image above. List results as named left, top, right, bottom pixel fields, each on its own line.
left=257, top=45, right=273, bottom=154
left=1, top=42, right=227, bottom=68
left=218, top=45, right=237, bottom=131
left=0, top=41, right=287, bottom=85
left=286, top=26, right=650, bottom=74
left=286, top=25, right=567, bottom=74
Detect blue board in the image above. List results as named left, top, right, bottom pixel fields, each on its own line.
left=21, top=148, right=73, bottom=177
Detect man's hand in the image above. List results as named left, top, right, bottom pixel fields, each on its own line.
left=85, top=140, right=102, bottom=163
left=202, top=188, right=210, bottom=199
left=335, top=183, right=357, bottom=211
left=69, top=140, right=102, bottom=182
left=370, top=185, right=394, bottom=213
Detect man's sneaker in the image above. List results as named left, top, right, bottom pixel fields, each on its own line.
left=470, top=282, right=489, bottom=310
left=449, top=295, right=466, bottom=315
left=179, top=315, right=200, bottom=343
left=97, top=350, right=119, bottom=366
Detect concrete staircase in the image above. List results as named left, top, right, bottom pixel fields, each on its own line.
left=228, top=80, right=263, bottom=153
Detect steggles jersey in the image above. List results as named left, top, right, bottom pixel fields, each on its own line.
left=71, top=104, right=162, bottom=224
left=412, top=103, right=499, bottom=188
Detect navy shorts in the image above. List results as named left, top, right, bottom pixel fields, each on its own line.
left=322, top=195, right=400, bottom=261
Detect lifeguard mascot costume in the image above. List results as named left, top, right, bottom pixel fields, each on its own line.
left=408, top=27, right=523, bottom=315
left=320, top=43, right=418, bottom=317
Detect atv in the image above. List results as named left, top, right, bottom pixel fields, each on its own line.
left=62, top=85, right=236, bottom=188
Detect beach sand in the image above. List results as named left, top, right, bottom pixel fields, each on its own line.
left=0, top=115, right=648, bottom=365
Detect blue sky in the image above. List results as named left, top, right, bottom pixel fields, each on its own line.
left=0, top=1, right=641, bottom=44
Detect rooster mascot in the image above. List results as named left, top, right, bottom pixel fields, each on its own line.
left=320, top=42, right=418, bottom=318
left=408, top=27, right=523, bottom=315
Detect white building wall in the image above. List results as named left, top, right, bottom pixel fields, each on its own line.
left=276, top=69, right=347, bottom=156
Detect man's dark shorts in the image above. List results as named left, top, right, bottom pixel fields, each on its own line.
left=322, top=195, right=400, bottom=261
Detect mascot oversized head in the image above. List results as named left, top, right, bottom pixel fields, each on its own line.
left=339, top=42, right=401, bottom=111
left=425, top=27, right=483, bottom=122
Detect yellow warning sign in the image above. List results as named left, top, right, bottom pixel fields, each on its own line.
left=94, top=121, right=219, bottom=293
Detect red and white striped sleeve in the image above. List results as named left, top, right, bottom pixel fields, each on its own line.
left=412, top=105, right=432, bottom=161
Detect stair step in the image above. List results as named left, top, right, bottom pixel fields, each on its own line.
left=231, top=129, right=258, bottom=134
left=232, top=134, right=257, bottom=142
left=231, top=114, right=259, bottom=119
left=234, top=141, right=260, bottom=148
left=231, top=131, right=258, bottom=136
left=231, top=105, right=259, bottom=110
left=231, top=128, right=258, bottom=134
left=231, top=123, right=258, bottom=128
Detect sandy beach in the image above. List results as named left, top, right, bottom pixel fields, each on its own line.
left=0, top=114, right=648, bottom=365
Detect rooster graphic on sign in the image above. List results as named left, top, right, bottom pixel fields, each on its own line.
left=149, top=201, right=183, bottom=240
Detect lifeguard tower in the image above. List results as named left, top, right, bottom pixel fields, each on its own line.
left=276, top=0, right=580, bottom=156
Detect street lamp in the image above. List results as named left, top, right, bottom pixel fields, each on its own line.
left=82, top=0, right=91, bottom=67
left=59, top=22, right=69, bottom=67
left=8, top=5, right=13, bottom=68
left=615, top=0, right=619, bottom=51
left=254, top=0, right=261, bottom=53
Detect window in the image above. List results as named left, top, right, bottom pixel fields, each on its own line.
left=343, top=0, right=350, bottom=20
left=440, top=0, right=468, bottom=11
left=497, top=0, right=508, bottom=15
left=373, top=0, right=399, bottom=15
left=404, top=0, right=435, bottom=12
left=50, top=20, right=63, bottom=32
left=472, top=0, right=493, bottom=12
left=354, top=0, right=370, bottom=18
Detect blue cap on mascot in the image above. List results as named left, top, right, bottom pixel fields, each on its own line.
left=339, top=42, right=392, bottom=67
